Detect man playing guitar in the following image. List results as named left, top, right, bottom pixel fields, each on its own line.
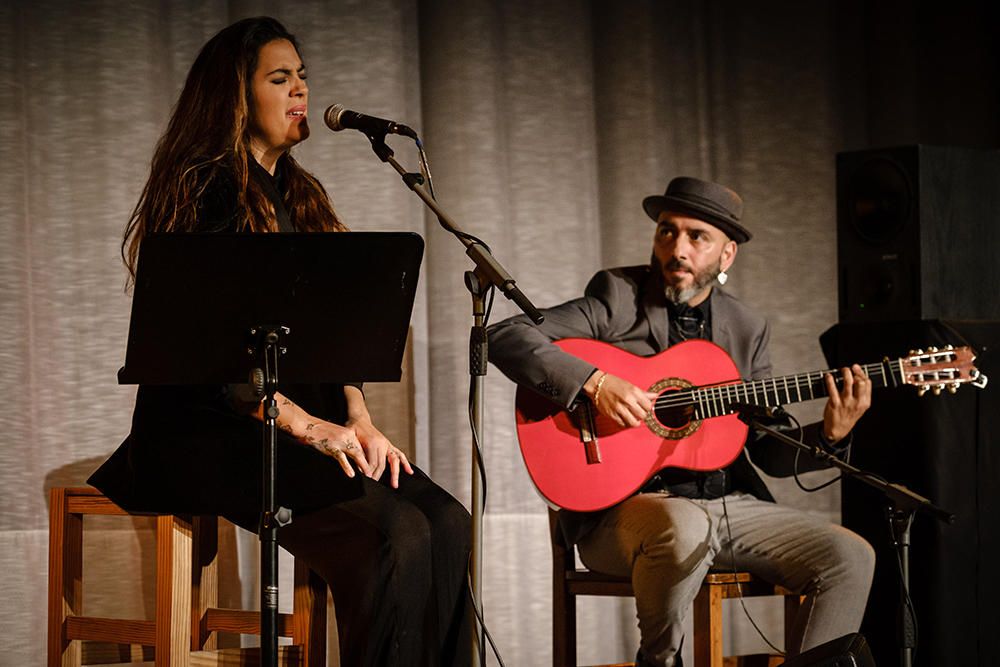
left=487, top=177, right=874, bottom=667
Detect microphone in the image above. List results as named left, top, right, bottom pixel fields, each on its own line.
left=324, top=104, right=418, bottom=139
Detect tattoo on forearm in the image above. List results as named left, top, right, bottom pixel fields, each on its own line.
left=305, top=422, right=316, bottom=431
left=281, top=398, right=293, bottom=406
left=279, top=423, right=293, bottom=434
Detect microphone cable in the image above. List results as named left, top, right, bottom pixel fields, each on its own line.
left=719, top=490, right=786, bottom=658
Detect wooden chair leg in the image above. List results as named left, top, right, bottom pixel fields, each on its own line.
left=552, top=580, right=575, bottom=667
left=293, top=557, right=327, bottom=667
left=191, top=516, right=218, bottom=652
left=155, top=515, right=192, bottom=667
left=551, top=510, right=575, bottom=667
left=48, top=487, right=83, bottom=667
left=693, top=582, right=724, bottom=667
left=783, top=592, right=804, bottom=656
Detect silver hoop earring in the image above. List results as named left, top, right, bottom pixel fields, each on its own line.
left=717, top=270, right=728, bottom=286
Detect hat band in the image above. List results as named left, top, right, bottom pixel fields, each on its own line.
left=667, top=191, right=740, bottom=222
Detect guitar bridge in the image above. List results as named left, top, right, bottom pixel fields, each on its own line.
left=578, top=402, right=602, bottom=464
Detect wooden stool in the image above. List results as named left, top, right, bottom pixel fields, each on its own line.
left=550, top=510, right=801, bottom=667
left=48, top=487, right=326, bottom=666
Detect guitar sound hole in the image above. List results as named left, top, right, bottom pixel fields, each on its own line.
left=654, top=403, right=695, bottom=429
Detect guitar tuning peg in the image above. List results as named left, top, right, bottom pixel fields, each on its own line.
left=928, top=346, right=939, bottom=353
left=908, top=349, right=916, bottom=356
left=932, top=386, right=942, bottom=396
left=948, top=385, right=958, bottom=394
left=916, top=349, right=925, bottom=355
left=944, top=344, right=955, bottom=350
left=917, top=386, right=928, bottom=397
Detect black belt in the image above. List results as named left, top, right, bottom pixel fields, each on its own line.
left=640, top=468, right=730, bottom=500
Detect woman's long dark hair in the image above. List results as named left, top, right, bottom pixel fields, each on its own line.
left=122, top=16, right=345, bottom=286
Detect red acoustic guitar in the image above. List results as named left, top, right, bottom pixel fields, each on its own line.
left=514, top=338, right=987, bottom=512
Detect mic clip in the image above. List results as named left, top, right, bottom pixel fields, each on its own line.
left=729, top=402, right=786, bottom=424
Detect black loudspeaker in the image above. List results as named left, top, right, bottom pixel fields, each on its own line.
left=836, top=145, right=1000, bottom=323
left=780, top=633, right=874, bottom=667
left=821, top=320, right=1000, bottom=667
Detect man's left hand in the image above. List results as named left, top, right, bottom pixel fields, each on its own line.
left=822, top=363, right=872, bottom=444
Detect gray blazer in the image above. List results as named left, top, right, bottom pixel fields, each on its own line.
left=487, top=265, right=836, bottom=541
left=489, top=265, right=772, bottom=409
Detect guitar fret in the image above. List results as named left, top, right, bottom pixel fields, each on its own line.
left=762, top=379, right=770, bottom=407
left=795, top=375, right=802, bottom=402
left=782, top=376, right=791, bottom=404
left=868, top=364, right=889, bottom=387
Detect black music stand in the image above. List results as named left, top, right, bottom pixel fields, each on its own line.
left=119, top=231, right=423, bottom=667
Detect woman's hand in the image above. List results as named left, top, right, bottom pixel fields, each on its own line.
left=348, top=417, right=414, bottom=488
left=297, top=419, right=373, bottom=479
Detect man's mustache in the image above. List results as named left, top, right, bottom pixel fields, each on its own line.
left=664, top=258, right=693, bottom=273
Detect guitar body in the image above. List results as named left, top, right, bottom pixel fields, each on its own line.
left=515, top=338, right=748, bottom=512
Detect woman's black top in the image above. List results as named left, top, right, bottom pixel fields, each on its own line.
left=89, top=158, right=363, bottom=527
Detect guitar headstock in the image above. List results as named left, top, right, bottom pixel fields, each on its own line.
left=900, top=345, right=988, bottom=396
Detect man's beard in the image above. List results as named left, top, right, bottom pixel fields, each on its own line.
left=655, top=255, right=723, bottom=305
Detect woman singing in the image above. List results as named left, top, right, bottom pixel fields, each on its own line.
left=90, top=16, right=471, bottom=666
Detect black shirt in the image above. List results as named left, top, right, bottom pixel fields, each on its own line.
left=647, top=294, right=731, bottom=499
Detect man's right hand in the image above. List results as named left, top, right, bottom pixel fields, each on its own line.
left=583, top=371, right=657, bottom=428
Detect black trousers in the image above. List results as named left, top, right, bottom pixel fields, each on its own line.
left=254, top=467, right=472, bottom=667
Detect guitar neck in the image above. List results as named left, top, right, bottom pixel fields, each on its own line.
left=689, top=359, right=902, bottom=419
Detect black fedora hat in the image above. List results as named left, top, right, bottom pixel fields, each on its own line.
left=642, top=177, right=751, bottom=243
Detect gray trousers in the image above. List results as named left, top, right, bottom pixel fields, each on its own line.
left=576, top=492, right=875, bottom=667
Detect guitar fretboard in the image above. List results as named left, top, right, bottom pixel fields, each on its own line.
left=653, top=360, right=902, bottom=419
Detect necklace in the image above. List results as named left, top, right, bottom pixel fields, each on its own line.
left=672, top=313, right=706, bottom=341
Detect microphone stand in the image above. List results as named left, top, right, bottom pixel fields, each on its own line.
left=250, top=326, right=294, bottom=667
left=733, top=406, right=953, bottom=667
left=364, top=132, right=543, bottom=667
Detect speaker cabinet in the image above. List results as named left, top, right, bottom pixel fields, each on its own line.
left=836, top=145, right=1000, bottom=323
left=821, top=320, right=1000, bottom=667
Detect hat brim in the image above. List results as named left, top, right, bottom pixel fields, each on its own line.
left=642, top=195, right=752, bottom=244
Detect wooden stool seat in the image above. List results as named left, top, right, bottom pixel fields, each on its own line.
left=48, top=487, right=326, bottom=666
left=551, top=510, right=801, bottom=667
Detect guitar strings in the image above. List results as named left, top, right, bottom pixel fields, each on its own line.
left=639, top=349, right=967, bottom=414
left=650, top=362, right=891, bottom=411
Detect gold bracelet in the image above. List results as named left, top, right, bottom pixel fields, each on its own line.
left=593, top=372, right=608, bottom=409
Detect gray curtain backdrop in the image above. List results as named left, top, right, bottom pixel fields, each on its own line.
left=3, top=1, right=996, bottom=665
